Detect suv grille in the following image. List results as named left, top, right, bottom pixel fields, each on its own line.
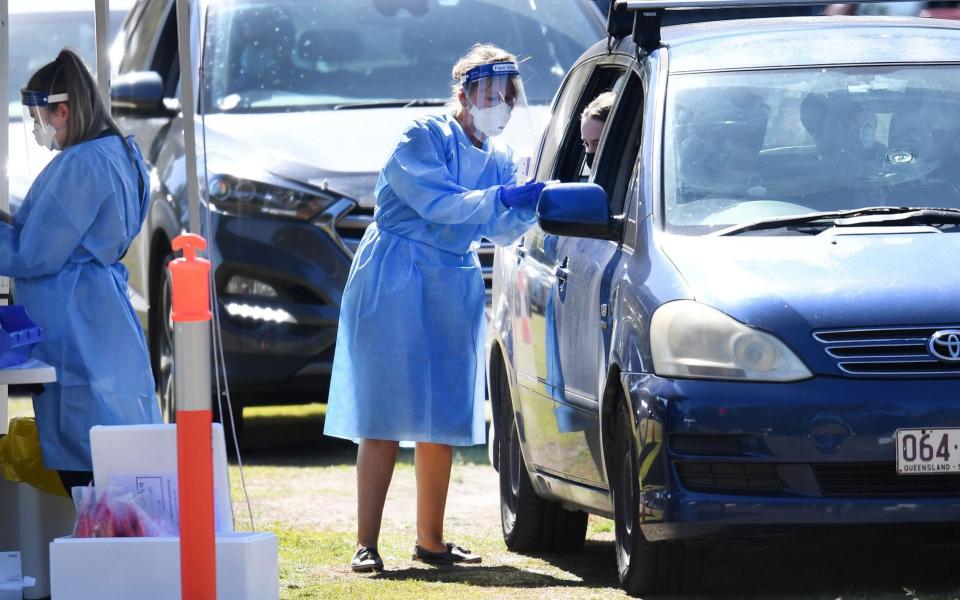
left=815, top=462, right=960, bottom=497
left=813, top=325, right=960, bottom=377
left=333, top=204, right=495, bottom=297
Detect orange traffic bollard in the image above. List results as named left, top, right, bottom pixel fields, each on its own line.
left=169, top=233, right=216, bottom=600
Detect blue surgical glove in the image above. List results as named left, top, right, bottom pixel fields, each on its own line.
left=499, top=180, right=546, bottom=210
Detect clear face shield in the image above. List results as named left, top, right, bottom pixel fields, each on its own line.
left=21, top=89, right=68, bottom=152
left=462, top=62, right=529, bottom=140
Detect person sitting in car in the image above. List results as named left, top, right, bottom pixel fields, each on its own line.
left=580, top=91, right=617, bottom=171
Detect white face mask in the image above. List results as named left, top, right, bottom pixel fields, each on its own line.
left=33, top=119, right=61, bottom=151
left=468, top=102, right=512, bottom=139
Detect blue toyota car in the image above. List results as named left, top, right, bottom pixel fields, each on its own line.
left=488, top=2, right=960, bottom=595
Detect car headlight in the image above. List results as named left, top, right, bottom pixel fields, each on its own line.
left=207, top=174, right=334, bottom=221
left=650, top=300, right=811, bottom=382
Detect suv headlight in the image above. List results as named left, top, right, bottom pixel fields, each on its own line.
left=650, top=300, right=811, bottom=382
left=207, top=174, right=334, bottom=221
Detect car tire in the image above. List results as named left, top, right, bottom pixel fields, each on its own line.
left=610, top=398, right=702, bottom=596
left=151, top=252, right=245, bottom=452
left=152, top=253, right=177, bottom=423
left=495, top=358, right=588, bottom=553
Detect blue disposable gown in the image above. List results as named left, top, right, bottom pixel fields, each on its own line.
left=324, top=114, right=536, bottom=446
left=0, top=133, right=160, bottom=471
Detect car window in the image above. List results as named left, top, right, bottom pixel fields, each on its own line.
left=593, top=70, right=643, bottom=214
left=119, top=0, right=170, bottom=74
left=533, top=61, right=596, bottom=182
left=551, top=66, right=627, bottom=184
left=663, top=65, right=960, bottom=234
left=9, top=7, right=127, bottom=120
left=201, top=0, right=602, bottom=113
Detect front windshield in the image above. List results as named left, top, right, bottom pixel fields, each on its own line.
left=202, top=0, right=601, bottom=113
left=8, top=10, right=125, bottom=121
left=663, top=65, right=960, bottom=234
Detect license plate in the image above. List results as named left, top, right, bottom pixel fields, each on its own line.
left=895, top=428, right=960, bottom=474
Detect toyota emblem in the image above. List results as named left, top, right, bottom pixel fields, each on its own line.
left=929, top=330, right=960, bottom=363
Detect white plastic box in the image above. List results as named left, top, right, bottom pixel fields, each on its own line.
left=49, top=532, right=278, bottom=600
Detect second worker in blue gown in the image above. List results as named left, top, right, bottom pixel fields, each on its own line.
left=324, top=44, right=545, bottom=571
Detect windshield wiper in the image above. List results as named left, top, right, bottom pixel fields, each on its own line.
left=832, top=207, right=960, bottom=227
left=332, top=99, right=448, bottom=110
left=713, top=206, right=959, bottom=236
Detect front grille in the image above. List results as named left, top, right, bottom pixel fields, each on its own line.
left=333, top=204, right=495, bottom=297
left=676, top=462, right=785, bottom=494
left=813, top=325, right=960, bottom=377
left=815, top=462, right=960, bottom=497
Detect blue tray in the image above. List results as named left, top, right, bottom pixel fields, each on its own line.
left=0, top=305, right=43, bottom=368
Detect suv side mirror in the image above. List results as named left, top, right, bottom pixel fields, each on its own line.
left=538, top=183, right=616, bottom=239
left=111, top=71, right=176, bottom=116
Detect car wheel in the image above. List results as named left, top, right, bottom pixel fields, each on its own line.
left=153, top=253, right=176, bottom=423
left=495, top=358, right=587, bottom=552
left=610, top=398, right=702, bottom=596
left=152, top=252, right=245, bottom=451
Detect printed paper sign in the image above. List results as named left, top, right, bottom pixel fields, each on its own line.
left=109, top=474, right=225, bottom=533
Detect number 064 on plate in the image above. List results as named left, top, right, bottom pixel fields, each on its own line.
left=895, top=428, right=960, bottom=474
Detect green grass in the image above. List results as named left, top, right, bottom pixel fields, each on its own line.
left=265, top=526, right=620, bottom=600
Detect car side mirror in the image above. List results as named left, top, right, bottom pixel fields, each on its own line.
left=111, top=71, right=177, bottom=117
left=537, top=183, right=617, bottom=239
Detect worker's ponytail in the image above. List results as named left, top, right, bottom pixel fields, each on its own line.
left=26, top=49, right=125, bottom=148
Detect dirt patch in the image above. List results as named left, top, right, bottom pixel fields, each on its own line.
left=232, top=461, right=502, bottom=541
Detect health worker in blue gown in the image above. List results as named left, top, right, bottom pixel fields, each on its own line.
left=0, top=50, right=160, bottom=491
left=324, top=44, right=545, bottom=572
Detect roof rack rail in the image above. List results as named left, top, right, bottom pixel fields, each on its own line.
left=610, top=0, right=920, bottom=53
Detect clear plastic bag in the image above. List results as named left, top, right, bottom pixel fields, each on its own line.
left=72, top=486, right=177, bottom=538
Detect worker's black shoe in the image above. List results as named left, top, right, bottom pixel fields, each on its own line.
left=412, top=542, right=482, bottom=565
left=350, top=546, right=384, bottom=573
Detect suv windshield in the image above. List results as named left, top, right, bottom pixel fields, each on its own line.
left=663, top=65, right=960, bottom=234
left=202, top=0, right=601, bottom=113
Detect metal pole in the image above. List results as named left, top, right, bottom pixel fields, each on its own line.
left=173, top=4, right=216, bottom=597
left=176, top=0, right=201, bottom=233
left=94, top=0, right=110, bottom=110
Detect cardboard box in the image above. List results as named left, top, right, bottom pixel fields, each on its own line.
left=49, top=532, right=278, bottom=600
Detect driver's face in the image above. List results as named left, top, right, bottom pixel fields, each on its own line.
left=581, top=117, right=605, bottom=154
